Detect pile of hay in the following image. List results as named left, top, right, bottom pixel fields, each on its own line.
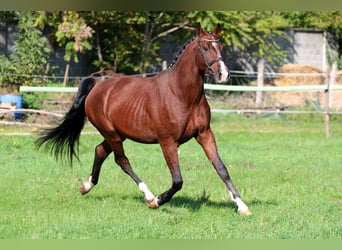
left=273, top=64, right=325, bottom=86
left=268, top=64, right=331, bottom=108
left=336, top=70, right=342, bottom=85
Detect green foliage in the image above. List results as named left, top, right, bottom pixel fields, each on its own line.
left=188, top=11, right=290, bottom=67
left=55, top=11, right=93, bottom=63
left=281, top=11, right=342, bottom=32
left=0, top=11, right=52, bottom=92
left=22, top=93, right=42, bottom=109
left=0, top=11, right=16, bottom=21
left=88, top=11, right=187, bottom=74
left=2, top=11, right=342, bottom=79
left=327, top=51, right=342, bottom=70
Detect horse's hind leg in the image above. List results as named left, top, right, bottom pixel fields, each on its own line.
left=80, top=140, right=112, bottom=194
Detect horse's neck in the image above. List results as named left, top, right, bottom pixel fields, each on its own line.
left=166, top=44, right=205, bottom=103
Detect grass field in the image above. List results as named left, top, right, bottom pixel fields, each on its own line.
left=0, top=113, right=341, bottom=239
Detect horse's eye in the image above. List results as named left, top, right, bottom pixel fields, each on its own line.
left=203, top=45, right=209, bottom=51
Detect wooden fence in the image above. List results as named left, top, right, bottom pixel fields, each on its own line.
left=1, top=62, right=340, bottom=137
left=18, top=84, right=340, bottom=137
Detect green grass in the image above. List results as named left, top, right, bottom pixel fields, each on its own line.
left=0, top=114, right=341, bottom=239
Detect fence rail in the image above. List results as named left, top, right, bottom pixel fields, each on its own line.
left=8, top=62, right=341, bottom=137
left=19, top=86, right=78, bottom=93
left=18, top=84, right=342, bottom=93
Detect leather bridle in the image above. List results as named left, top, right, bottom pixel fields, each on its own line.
left=197, top=38, right=224, bottom=74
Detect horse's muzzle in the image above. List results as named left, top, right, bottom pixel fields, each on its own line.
left=214, top=62, right=229, bottom=83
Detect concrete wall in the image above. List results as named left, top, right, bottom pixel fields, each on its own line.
left=286, top=29, right=338, bottom=72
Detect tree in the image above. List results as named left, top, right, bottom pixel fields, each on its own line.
left=0, top=11, right=52, bottom=92
left=29, top=11, right=293, bottom=75
left=87, top=11, right=189, bottom=75
left=187, top=11, right=289, bottom=67
left=3, top=11, right=341, bottom=81
left=54, top=11, right=93, bottom=85
left=55, top=12, right=93, bottom=63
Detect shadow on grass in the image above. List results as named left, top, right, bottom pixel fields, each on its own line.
left=170, top=196, right=277, bottom=212
left=131, top=194, right=278, bottom=213
left=81, top=190, right=278, bottom=214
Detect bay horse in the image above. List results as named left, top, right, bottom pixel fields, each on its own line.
left=36, top=23, right=251, bottom=215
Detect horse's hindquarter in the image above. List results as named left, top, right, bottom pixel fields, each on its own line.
left=85, top=76, right=160, bottom=142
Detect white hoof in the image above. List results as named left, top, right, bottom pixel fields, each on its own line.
left=238, top=208, right=252, bottom=216
left=146, top=197, right=160, bottom=209
left=80, top=176, right=94, bottom=195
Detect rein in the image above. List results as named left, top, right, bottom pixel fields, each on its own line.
left=197, top=38, right=224, bottom=74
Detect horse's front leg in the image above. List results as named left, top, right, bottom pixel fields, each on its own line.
left=196, top=128, right=252, bottom=215
left=155, top=142, right=183, bottom=206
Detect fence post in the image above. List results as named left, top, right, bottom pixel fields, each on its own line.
left=63, top=63, right=70, bottom=87
left=324, top=61, right=337, bottom=137
left=162, top=60, right=167, bottom=71
left=256, top=58, right=264, bottom=105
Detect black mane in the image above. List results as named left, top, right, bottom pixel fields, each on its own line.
left=168, top=36, right=196, bottom=69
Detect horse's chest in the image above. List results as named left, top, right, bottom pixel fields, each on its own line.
left=180, top=107, right=210, bottom=140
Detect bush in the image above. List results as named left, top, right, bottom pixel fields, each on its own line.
left=22, top=93, right=42, bottom=109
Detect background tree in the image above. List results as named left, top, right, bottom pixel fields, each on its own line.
left=188, top=11, right=289, bottom=67
left=0, top=11, right=52, bottom=92
left=54, top=11, right=93, bottom=86
left=2, top=11, right=341, bottom=84
left=86, top=11, right=189, bottom=75
left=87, top=11, right=290, bottom=74
left=32, top=11, right=342, bottom=76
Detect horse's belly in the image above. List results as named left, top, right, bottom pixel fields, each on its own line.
left=120, top=128, right=158, bottom=144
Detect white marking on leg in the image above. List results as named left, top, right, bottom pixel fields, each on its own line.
left=82, top=176, right=94, bottom=193
left=235, top=198, right=249, bottom=213
left=228, top=191, right=251, bottom=215
left=138, top=182, right=159, bottom=207
left=138, top=182, right=155, bottom=201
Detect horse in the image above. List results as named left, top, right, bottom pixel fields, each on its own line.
left=36, top=23, right=251, bottom=215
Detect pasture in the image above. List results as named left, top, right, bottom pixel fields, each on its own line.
left=0, top=113, right=341, bottom=239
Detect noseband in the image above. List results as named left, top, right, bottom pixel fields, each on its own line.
left=197, top=38, right=224, bottom=74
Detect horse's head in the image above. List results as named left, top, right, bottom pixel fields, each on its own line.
left=196, top=23, right=229, bottom=83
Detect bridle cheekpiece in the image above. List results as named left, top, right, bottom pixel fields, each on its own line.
left=197, top=38, right=224, bottom=74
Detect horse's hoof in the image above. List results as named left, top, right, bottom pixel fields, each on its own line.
left=80, top=185, right=88, bottom=195
left=145, top=198, right=159, bottom=209
left=238, top=208, right=252, bottom=216
left=80, top=179, right=94, bottom=195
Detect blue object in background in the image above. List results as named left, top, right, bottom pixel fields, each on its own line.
left=0, top=94, right=23, bottom=120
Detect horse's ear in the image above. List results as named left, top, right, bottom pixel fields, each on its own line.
left=212, top=23, right=221, bottom=36
left=196, top=22, right=203, bottom=36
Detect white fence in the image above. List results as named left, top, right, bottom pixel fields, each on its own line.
left=1, top=62, right=340, bottom=137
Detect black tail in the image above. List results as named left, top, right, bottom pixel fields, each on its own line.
left=35, top=77, right=97, bottom=165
